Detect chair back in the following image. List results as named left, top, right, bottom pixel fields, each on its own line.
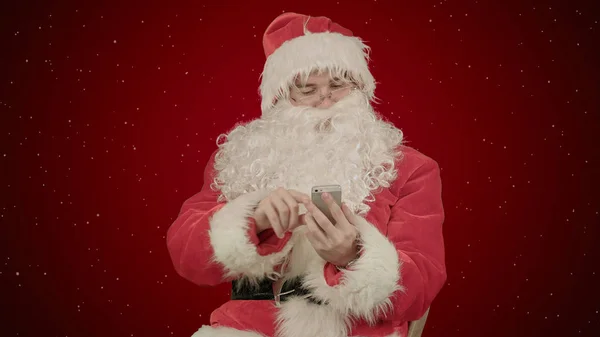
left=406, top=308, right=430, bottom=337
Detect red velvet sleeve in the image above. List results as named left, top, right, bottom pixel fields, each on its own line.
left=166, top=150, right=292, bottom=286
left=321, top=156, right=447, bottom=322
left=386, top=158, right=447, bottom=322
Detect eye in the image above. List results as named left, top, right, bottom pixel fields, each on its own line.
left=300, top=88, right=316, bottom=95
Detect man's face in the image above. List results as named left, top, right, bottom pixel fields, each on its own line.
left=289, top=72, right=356, bottom=109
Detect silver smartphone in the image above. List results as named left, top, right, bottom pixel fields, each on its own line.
left=311, top=185, right=342, bottom=224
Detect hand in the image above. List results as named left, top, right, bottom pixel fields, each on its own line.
left=303, top=192, right=359, bottom=267
left=253, top=188, right=309, bottom=238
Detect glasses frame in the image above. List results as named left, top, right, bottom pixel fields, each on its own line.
left=289, top=81, right=360, bottom=106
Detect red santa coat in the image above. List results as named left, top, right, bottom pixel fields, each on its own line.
left=167, top=146, right=447, bottom=337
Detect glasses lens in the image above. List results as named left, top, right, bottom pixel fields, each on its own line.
left=294, top=84, right=356, bottom=105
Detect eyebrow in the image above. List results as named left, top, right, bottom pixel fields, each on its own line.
left=295, top=77, right=344, bottom=88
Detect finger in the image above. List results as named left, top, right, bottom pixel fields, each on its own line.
left=270, top=195, right=290, bottom=232
left=264, top=203, right=284, bottom=238
left=277, top=190, right=299, bottom=231
left=322, top=192, right=351, bottom=229
left=287, top=189, right=311, bottom=203
left=288, top=213, right=306, bottom=231
left=304, top=212, right=328, bottom=246
left=299, top=214, right=306, bottom=226
left=340, top=203, right=357, bottom=226
left=252, top=208, right=268, bottom=233
left=305, top=200, right=338, bottom=237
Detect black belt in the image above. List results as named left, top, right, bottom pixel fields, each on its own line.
left=231, top=277, right=325, bottom=305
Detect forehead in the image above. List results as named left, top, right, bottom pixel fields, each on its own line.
left=294, top=70, right=347, bottom=86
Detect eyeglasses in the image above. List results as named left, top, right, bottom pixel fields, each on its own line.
left=290, top=83, right=358, bottom=106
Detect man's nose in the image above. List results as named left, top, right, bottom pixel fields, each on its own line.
left=317, top=98, right=335, bottom=108
left=315, top=87, right=334, bottom=108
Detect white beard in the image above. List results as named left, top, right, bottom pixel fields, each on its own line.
left=211, top=91, right=404, bottom=215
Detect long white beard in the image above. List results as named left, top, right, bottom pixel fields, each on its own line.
left=211, top=91, right=404, bottom=215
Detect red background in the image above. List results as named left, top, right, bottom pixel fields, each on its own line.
left=1, top=0, right=599, bottom=336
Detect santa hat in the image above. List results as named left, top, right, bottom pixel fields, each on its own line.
left=259, top=12, right=376, bottom=114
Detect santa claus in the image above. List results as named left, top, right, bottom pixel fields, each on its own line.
left=167, top=12, right=447, bottom=337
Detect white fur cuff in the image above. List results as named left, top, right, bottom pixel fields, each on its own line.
left=208, top=189, right=294, bottom=281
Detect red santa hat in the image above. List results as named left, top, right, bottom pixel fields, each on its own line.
left=259, top=12, right=376, bottom=114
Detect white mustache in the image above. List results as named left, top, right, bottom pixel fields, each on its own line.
left=270, top=90, right=368, bottom=122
